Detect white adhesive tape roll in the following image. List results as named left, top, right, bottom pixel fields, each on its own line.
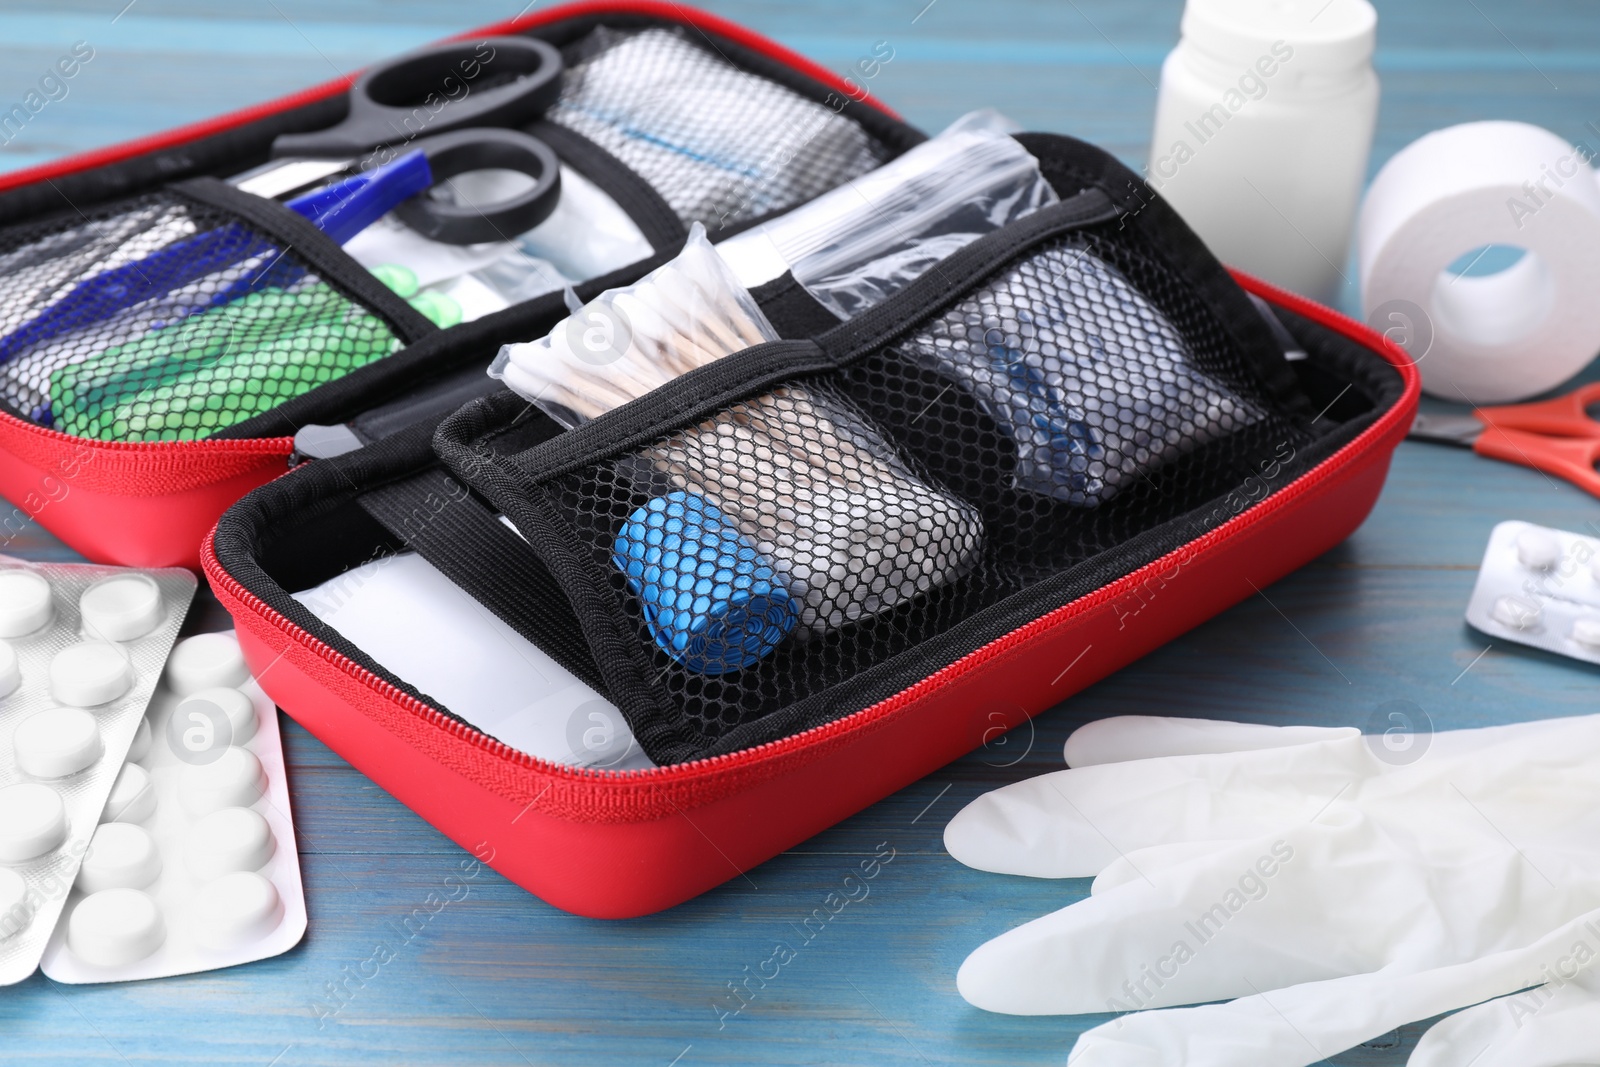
left=1359, top=121, right=1600, bottom=403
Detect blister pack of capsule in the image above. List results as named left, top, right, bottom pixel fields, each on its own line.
left=0, top=558, right=195, bottom=986
left=40, top=630, right=306, bottom=982
left=1465, top=520, right=1600, bottom=666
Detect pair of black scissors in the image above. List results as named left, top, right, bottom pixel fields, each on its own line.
left=245, top=36, right=567, bottom=245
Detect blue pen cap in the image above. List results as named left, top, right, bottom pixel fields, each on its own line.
left=612, top=491, right=798, bottom=675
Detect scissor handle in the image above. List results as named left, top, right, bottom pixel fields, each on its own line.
left=391, top=129, right=561, bottom=244
left=270, top=36, right=563, bottom=159
left=1474, top=381, right=1600, bottom=439
left=1474, top=424, right=1600, bottom=500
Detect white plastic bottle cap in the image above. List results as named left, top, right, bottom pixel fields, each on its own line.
left=0, top=569, right=53, bottom=638
left=102, top=763, right=156, bottom=824
left=127, top=716, right=152, bottom=763
left=186, top=807, right=275, bottom=881
left=1492, top=595, right=1542, bottom=630
left=49, top=641, right=134, bottom=707
left=0, top=783, right=68, bottom=862
left=191, top=871, right=283, bottom=950
left=165, top=633, right=249, bottom=695
left=67, top=888, right=166, bottom=967
left=178, top=687, right=258, bottom=746
left=0, top=638, right=18, bottom=698
left=76, top=823, right=163, bottom=894
left=1572, top=617, right=1600, bottom=650
left=178, top=747, right=265, bottom=816
left=79, top=575, right=164, bottom=642
left=14, top=707, right=104, bottom=778
left=1182, top=0, right=1376, bottom=74
left=1514, top=527, right=1562, bottom=570
left=0, top=867, right=29, bottom=939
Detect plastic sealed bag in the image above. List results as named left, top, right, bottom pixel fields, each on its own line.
left=491, top=223, right=777, bottom=428
left=717, top=110, right=1058, bottom=319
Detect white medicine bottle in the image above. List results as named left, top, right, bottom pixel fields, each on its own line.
left=1147, top=0, right=1378, bottom=304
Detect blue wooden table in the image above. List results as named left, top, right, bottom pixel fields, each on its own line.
left=2, top=1, right=1599, bottom=1063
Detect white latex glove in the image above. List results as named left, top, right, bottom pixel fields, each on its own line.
left=1408, top=971, right=1600, bottom=1066
left=943, top=714, right=1600, bottom=1066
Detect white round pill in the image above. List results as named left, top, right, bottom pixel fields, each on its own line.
left=1515, top=528, right=1562, bottom=571
left=1492, top=595, right=1542, bottom=630
left=102, top=763, right=156, bottom=824
left=67, top=888, right=165, bottom=967
left=0, top=867, right=29, bottom=939
left=14, top=707, right=103, bottom=778
left=178, top=746, right=265, bottom=816
left=178, top=687, right=258, bottom=746
left=1572, top=617, right=1600, bottom=650
left=165, top=633, right=248, bottom=696
left=191, top=871, right=282, bottom=950
left=49, top=641, right=133, bottom=707
left=79, top=575, right=163, bottom=642
left=77, top=823, right=162, bottom=894
left=0, top=638, right=18, bottom=698
left=0, top=783, right=67, bottom=862
left=127, top=716, right=152, bottom=763
left=186, top=807, right=275, bottom=881
left=0, top=569, right=52, bottom=637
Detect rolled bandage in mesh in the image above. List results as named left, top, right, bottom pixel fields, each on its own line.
left=898, top=243, right=1265, bottom=506
left=548, top=27, right=889, bottom=229
left=633, top=383, right=985, bottom=636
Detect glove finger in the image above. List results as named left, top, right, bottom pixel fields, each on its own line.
left=1066, top=906, right=1600, bottom=1067
left=1091, top=840, right=1248, bottom=896
left=959, top=814, right=1413, bottom=1015
left=1064, top=716, right=1356, bottom=768
left=944, top=734, right=1368, bottom=877
left=1409, top=975, right=1600, bottom=1067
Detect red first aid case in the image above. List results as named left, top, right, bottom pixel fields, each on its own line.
left=203, top=129, right=1420, bottom=917
left=0, top=2, right=922, bottom=567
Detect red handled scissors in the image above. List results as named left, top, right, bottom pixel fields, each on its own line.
left=1409, top=382, right=1600, bottom=499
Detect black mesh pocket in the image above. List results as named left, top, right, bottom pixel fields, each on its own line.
left=0, top=190, right=406, bottom=440
left=838, top=232, right=1312, bottom=577
left=517, top=378, right=985, bottom=747
left=548, top=26, right=890, bottom=230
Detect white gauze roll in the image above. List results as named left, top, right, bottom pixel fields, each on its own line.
left=1359, top=121, right=1600, bottom=403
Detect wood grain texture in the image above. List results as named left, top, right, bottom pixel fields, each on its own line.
left=2, top=0, right=1599, bottom=1063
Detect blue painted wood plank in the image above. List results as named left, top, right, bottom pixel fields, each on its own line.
left=2, top=0, right=1599, bottom=1064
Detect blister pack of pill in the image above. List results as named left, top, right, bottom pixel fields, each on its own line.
left=40, top=630, right=307, bottom=982
left=1465, top=520, right=1600, bottom=666
left=0, top=558, right=195, bottom=986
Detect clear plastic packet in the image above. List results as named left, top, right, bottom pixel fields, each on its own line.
left=40, top=631, right=308, bottom=982
left=490, top=223, right=779, bottom=428
left=0, top=558, right=196, bottom=985
left=716, top=110, right=1058, bottom=319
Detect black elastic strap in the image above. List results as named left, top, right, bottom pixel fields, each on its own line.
left=358, top=467, right=607, bottom=693
left=526, top=119, right=687, bottom=251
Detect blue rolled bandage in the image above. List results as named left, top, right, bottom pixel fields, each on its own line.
left=612, top=491, right=799, bottom=675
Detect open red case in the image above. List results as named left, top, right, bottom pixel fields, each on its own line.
left=0, top=2, right=922, bottom=567
left=205, top=132, right=1420, bottom=917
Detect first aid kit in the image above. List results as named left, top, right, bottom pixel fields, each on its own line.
left=203, top=128, right=1419, bottom=917
left=0, top=3, right=925, bottom=569
left=0, top=558, right=195, bottom=986
left=1466, top=520, right=1600, bottom=665
left=945, top=713, right=1600, bottom=1066
left=39, top=630, right=306, bottom=983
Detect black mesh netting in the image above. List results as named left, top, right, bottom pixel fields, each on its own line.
left=514, top=232, right=1312, bottom=749
left=0, top=192, right=401, bottom=441
left=548, top=26, right=890, bottom=230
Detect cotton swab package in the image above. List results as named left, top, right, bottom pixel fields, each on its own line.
left=292, top=551, right=652, bottom=770
left=490, top=223, right=778, bottom=427
left=715, top=110, right=1058, bottom=318
left=39, top=630, right=307, bottom=982
left=0, top=559, right=195, bottom=986
left=1466, top=520, right=1600, bottom=666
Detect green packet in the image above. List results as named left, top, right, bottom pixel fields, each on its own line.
left=51, top=280, right=401, bottom=441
